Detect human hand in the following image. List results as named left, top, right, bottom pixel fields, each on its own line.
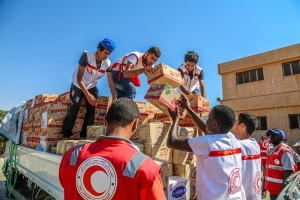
left=179, top=95, right=190, bottom=109
left=87, top=94, right=97, bottom=106
left=144, top=66, right=153, bottom=73
left=112, top=95, right=117, bottom=101
left=262, top=190, right=267, bottom=198
left=168, top=107, right=180, bottom=121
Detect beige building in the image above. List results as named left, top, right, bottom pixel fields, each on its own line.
left=218, top=43, right=300, bottom=144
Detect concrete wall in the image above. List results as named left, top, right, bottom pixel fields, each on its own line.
left=219, top=43, right=300, bottom=145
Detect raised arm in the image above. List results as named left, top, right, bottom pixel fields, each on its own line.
left=180, top=95, right=207, bottom=133
left=167, top=108, right=192, bottom=152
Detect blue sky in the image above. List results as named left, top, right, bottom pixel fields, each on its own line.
left=0, top=0, right=299, bottom=110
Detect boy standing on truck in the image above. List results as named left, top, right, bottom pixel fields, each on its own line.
left=62, top=38, right=115, bottom=139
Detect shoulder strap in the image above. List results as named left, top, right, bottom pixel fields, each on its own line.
left=69, top=144, right=85, bottom=166
left=122, top=151, right=148, bottom=178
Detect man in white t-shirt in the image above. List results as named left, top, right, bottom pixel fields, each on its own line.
left=232, top=112, right=261, bottom=200
left=167, top=96, right=245, bottom=200
left=107, top=46, right=161, bottom=100
left=62, top=38, right=115, bottom=139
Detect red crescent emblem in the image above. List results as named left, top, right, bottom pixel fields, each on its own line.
left=83, top=165, right=107, bottom=196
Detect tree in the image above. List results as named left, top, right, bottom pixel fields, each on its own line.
left=0, top=110, right=8, bottom=122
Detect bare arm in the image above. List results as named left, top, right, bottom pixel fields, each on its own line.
left=200, top=80, right=206, bottom=98
left=107, top=72, right=117, bottom=101
left=180, top=95, right=207, bottom=133
left=280, top=170, right=293, bottom=192
left=123, top=68, right=145, bottom=78
left=179, top=85, right=192, bottom=95
left=123, top=61, right=147, bottom=78
left=167, top=108, right=193, bottom=152
left=77, top=66, right=97, bottom=106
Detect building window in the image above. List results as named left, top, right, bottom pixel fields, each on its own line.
left=257, top=116, right=267, bottom=130
left=289, top=114, right=300, bottom=129
left=283, top=60, right=300, bottom=76
left=236, top=68, right=264, bottom=84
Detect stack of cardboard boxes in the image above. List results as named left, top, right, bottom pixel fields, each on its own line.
left=20, top=62, right=211, bottom=200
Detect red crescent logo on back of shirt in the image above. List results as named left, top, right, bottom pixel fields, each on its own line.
left=76, top=157, right=117, bottom=200
left=228, top=168, right=242, bottom=194
left=253, top=172, right=261, bottom=194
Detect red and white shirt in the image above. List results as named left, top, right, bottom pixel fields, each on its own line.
left=72, top=51, right=111, bottom=89
left=177, top=64, right=203, bottom=94
left=240, top=138, right=262, bottom=200
left=188, top=132, right=245, bottom=200
left=259, top=138, right=270, bottom=167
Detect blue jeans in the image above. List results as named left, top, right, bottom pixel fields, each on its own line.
left=111, top=71, right=136, bottom=100
left=192, top=88, right=200, bottom=95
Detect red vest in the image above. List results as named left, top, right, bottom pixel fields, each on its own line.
left=110, top=52, right=148, bottom=87
left=265, top=143, right=296, bottom=195
left=259, top=138, right=269, bottom=166
left=59, top=138, right=160, bottom=200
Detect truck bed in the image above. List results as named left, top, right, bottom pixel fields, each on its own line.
left=15, top=145, right=63, bottom=200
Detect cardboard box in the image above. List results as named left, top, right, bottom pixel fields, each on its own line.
left=132, top=122, right=171, bottom=145
left=22, top=118, right=33, bottom=129
left=188, top=95, right=210, bottom=113
left=144, top=144, right=172, bottom=162
left=56, top=140, right=69, bottom=155
left=154, top=159, right=173, bottom=188
left=95, top=106, right=108, bottom=118
left=139, top=113, right=149, bottom=125
left=41, top=102, right=69, bottom=116
left=178, top=127, right=197, bottom=139
left=97, top=96, right=112, bottom=107
left=167, top=176, right=190, bottom=200
left=28, top=108, right=34, bottom=121
left=172, top=127, right=197, bottom=164
left=65, top=140, right=93, bottom=152
left=134, top=101, right=146, bottom=114
left=23, top=99, right=34, bottom=119
left=21, top=129, right=33, bottom=147
left=32, top=136, right=60, bottom=151
left=86, top=125, right=106, bottom=140
left=94, top=116, right=105, bottom=126
left=173, top=164, right=197, bottom=184
left=34, top=127, right=63, bottom=138
left=144, top=83, right=186, bottom=118
left=147, top=63, right=183, bottom=88
left=145, top=103, right=158, bottom=113
left=33, top=115, right=42, bottom=128
left=153, top=111, right=172, bottom=123
left=173, top=150, right=196, bottom=164
left=41, top=113, right=65, bottom=128
left=34, top=94, right=59, bottom=106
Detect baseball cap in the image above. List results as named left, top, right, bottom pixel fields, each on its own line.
left=267, top=129, right=285, bottom=139
left=98, top=38, right=116, bottom=52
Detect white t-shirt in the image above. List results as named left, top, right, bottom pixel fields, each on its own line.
left=188, top=132, right=246, bottom=200
left=240, top=138, right=261, bottom=200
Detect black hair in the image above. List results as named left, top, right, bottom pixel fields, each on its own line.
left=184, top=51, right=199, bottom=64
left=238, top=112, right=258, bottom=136
left=211, top=105, right=236, bottom=133
left=97, top=43, right=105, bottom=51
left=147, top=46, right=161, bottom=57
left=105, top=98, right=140, bottom=127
